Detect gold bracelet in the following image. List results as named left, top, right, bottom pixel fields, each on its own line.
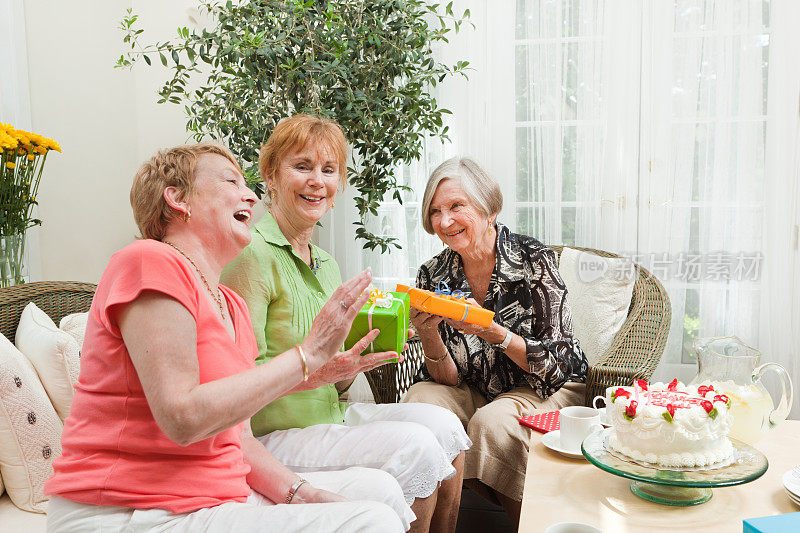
left=296, top=345, right=309, bottom=381
left=424, top=352, right=448, bottom=363
left=286, top=477, right=308, bottom=504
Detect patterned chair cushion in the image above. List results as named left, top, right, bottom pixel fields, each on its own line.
left=0, top=332, right=62, bottom=513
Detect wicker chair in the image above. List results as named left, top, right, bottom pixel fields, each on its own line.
left=0, top=281, right=97, bottom=340
left=364, top=246, right=672, bottom=406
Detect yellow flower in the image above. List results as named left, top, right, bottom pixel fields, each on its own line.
left=46, top=138, right=62, bottom=153
left=27, top=154, right=35, bottom=161
left=6, top=162, right=16, bottom=169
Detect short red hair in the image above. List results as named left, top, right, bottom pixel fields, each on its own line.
left=258, top=114, right=348, bottom=195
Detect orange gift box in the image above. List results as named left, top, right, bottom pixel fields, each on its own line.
left=395, top=284, right=494, bottom=328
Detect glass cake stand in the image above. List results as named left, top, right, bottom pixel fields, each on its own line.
left=581, top=428, right=768, bottom=506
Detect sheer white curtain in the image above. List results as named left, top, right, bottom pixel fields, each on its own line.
left=641, top=0, right=781, bottom=385
left=760, top=0, right=800, bottom=418
left=515, top=0, right=640, bottom=252
left=0, top=0, right=41, bottom=282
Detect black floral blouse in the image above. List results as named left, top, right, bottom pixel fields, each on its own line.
left=416, top=223, right=588, bottom=401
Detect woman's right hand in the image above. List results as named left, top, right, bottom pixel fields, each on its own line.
left=303, top=328, right=402, bottom=390
left=302, top=269, right=373, bottom=369
left=410, top=308, right=443, bottom=339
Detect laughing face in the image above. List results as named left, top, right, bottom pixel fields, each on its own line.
left=429, top=178, right=493, bottom=254
left=189, top=153, right=257, bottom=251
left=269, top=142, right=339, bottom=228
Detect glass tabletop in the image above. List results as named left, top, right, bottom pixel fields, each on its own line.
left=581, top=428, right=768, bottom=488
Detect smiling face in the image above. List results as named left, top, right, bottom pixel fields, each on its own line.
left=429, top=178, right=494, bottom=254
left=269, top=142, right=339, bottom=229
left=188, top=153, right=257, bottom=252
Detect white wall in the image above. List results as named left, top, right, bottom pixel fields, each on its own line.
left=23, top=0, right=197, bottom=282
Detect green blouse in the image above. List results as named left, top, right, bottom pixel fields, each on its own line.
left=221, top=212, right=348, bottom=436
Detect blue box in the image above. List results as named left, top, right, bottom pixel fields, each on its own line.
left=743, top=512, right=800, bottom=533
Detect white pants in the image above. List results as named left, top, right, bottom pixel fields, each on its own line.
left=259, top=402, right=472, bottom=505
left=46, top=468, right=410, bottom=533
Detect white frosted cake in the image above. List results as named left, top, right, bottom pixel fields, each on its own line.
left=604, top=379, right=735, bottom=468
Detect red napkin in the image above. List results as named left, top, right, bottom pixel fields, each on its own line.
left=517, top=411, right=560, bottom=434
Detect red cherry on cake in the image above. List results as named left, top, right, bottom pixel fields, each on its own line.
left=714, top=394, right=731, bottom=408
left=666, top=404, right=677, bottom=417
left=667, top=378, right=679, bottom=391
left=700, top=400, right=714, bottom=413
left=625, top=401, right=638, bottom=418
left=635, top=380, right=648, bottom=391
left=697, top=385, right=715, bottom=396
left=615, top=388, right=631, bottom=399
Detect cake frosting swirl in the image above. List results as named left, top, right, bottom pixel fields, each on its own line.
left=605, top=379, right=735, bottom=468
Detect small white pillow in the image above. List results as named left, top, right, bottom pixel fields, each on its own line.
left=59, top=312, right=89, bottom=354
left=559, top=247, right=636, bottom=366
left=15, top=303, right=80, bottom=421
left=0, top=332, right=63, bottom=513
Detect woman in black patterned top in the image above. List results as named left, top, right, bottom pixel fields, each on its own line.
left=402, top=157, right=588, bottom=525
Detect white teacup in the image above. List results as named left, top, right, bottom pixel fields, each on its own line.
left=591, top=395, right=606, bottom=409
left=592, top=385, right=618, bottom=409
left=559, top=406, right=603, bottom=450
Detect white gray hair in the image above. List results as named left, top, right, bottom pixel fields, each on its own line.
left=420, top=157, right=503, bottom=234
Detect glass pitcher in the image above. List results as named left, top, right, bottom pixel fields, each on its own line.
left=690, top=336, right=793, bottom=445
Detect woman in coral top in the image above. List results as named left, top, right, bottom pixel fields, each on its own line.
left=44, top=142, right=412, bottom=532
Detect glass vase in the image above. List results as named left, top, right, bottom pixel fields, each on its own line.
left=0, top=233, right=29, bottom=288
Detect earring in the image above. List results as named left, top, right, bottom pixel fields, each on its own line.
left=183, top=207, right=191, bottom=223
left=269, top=189, right=277, bottom=202
left=330, top=198, right=336, bottom=210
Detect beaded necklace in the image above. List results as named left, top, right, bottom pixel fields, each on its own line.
left=163, top=241, right=226, bottom=320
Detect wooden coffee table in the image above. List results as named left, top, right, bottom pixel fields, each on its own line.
left=519, top=420, right=799, bottom=532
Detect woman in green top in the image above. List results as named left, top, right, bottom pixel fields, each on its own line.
left=222, top=114, right=470, bottom=533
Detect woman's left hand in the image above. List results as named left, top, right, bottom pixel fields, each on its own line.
left=303, top=328, right=403, bottom=390
left=443, top=298, right=507, bottom=343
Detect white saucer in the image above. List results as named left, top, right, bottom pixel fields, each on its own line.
left=782, top=466, right=800, bottom=497
left=541, top=430, right=585, bottom=459
left=786, top=489, right=800, bottom=507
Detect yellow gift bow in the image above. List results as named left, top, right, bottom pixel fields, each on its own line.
left=365, top=287, right=405, bottom=353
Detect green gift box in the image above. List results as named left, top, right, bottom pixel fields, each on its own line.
left=344, top=291, right=410, bottom=362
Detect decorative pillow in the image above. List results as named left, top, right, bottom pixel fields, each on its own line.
left=59, top=312, right=88, bottom=354
left=0, top=332, right=63, bottom=513
left=15, top=303, right=80, bottom=421
left=558, top=247, right=636, bottom=367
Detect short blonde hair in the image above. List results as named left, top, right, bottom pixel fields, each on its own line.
left=258, top=114, right=348, bottom=202
left=130, top=142, right=240, bottom=241
left=421, top=157, right=503, bottom=234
